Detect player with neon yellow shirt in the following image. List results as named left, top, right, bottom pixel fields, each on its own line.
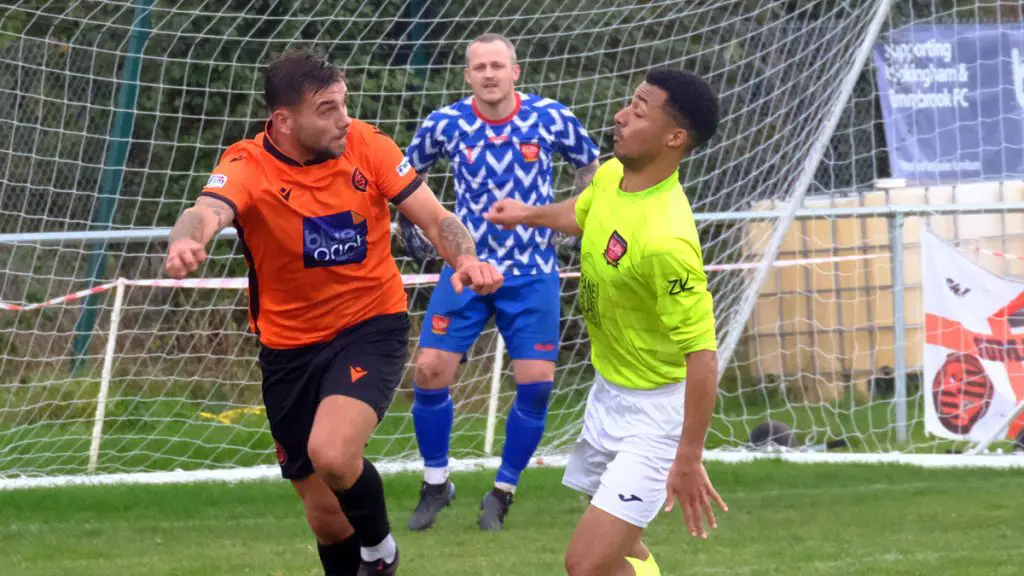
left=485, top=67, right=727, bottom=576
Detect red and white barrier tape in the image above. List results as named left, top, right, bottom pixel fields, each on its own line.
left=704, top=253, right=880, bottom=272
left=0, top=253, right=883, bottom=312
left=0, top=283, right=117, bottom=312
left=128, top=278, right=249, bottom=289
left=974, top=246, right=1024, bottom=262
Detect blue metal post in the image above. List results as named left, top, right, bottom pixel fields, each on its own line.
left=70, top=0, right=153, bottom=373
left=408, top=0, right=428, bottom=75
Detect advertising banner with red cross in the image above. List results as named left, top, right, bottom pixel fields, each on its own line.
left=922, top=229, right=1024, bottom=443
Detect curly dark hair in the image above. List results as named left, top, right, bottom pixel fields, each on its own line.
left=646, top=67, right=720, bottom=151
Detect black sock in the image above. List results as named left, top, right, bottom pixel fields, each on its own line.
left=317, top=533, right=360, bottom=576
left=334, top=458, right=391, bottom=548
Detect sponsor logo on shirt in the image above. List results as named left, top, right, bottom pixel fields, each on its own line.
left=302, top=211, right=368, bottom=268
left=206, top=174, right=228, bottom=188
left=668, top=274, right=694, bottom=295
left=396, top=158, right=412, bottom=177
left=579, top=254, right=600, bottom=327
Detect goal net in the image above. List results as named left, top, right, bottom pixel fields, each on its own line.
left=2, top=0, right=1022, bottom=486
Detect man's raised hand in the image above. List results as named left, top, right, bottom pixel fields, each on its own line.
left=483, top=199, right=531, bottom=231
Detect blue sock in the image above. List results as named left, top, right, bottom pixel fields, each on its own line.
left=412, top=386, right=453, bottom=472
left=496, top=381, right=553, bottom=487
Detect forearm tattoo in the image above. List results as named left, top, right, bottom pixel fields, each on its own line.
left=168, top=210, right=207, bottom=244
left=199, top=197, right=235, bottom=229
left=168, top=197, right=233, bottom=244
left=438, top=214, right=477, bottom=259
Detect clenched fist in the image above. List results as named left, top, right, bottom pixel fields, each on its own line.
left=165, top=239, right=207, bottom=279
left=483, top=199, right=531, bottom=230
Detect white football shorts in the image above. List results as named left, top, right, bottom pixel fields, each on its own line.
left=562, top=372, right=684, bottom=528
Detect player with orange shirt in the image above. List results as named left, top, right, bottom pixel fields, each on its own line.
left=163, top=49, right=502, bottom=576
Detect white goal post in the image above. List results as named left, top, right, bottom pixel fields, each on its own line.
left=5, top=1, right=1024, bottom=489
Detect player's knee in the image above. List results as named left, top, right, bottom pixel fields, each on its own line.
left=303, top=499, right=353, bottom=542
left=515, top=380, right=553, bottom=420
left=564, top=548, right=602, bottom=576
left=414, top=351, right=457, bottom=389
left=307, top=439, right=363, bottom=487
left=513, top=359, right=555, bottom=384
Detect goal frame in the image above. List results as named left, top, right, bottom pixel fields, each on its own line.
left=6, top=201, right=1024, bottom=490
left=7, top=0, right=1024, bottom=490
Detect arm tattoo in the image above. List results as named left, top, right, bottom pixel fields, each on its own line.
left=573, top=161, right=599, bottom=195
left=197, top=196, right=235, bottom=229
left=167, top=210, right=206, bottom=244
left=168, top=197, right=233, bottom=244
left=438, top=214, right=477, bottom=260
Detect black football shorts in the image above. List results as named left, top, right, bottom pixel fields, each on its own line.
left=258, top=312, right=409, bottom=480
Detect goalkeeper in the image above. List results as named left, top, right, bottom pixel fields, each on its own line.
left=400, top=33, right=600, bottom=533
left=484, top=67, right=727, bottom=576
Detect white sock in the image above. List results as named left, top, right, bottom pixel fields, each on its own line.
left=424, top=466, right=449, bottom=485
left=494, top=481, right=517, bottom=494
left=361, top=533, right=397, bottom=563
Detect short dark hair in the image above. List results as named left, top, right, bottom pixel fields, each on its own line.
left=645, top=67, right=720, bottom=150
left=264, top=49, right=345, bottom=111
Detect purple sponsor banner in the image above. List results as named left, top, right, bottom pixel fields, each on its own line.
left=873, top=23, right=1024, bottom=183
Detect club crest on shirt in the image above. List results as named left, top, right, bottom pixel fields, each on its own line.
left=604, top=231, right=628, bottom=267
left=519, top=142, right=540, bottom=162
left=351, top=167, right=368, bottom=192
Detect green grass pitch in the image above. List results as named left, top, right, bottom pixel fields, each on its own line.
left=2, top=461, right=1021, bottom=575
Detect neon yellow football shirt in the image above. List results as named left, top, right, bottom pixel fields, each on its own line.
left=574, top=158, right=717, bottom=389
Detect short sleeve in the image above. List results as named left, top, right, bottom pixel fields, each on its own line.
left=551, top=106, right=600, bottom=168
left=642, top=238, right=718, bottom=355
left=365, top=124, right=422, bottom=205
left=574, top=180, right=596, bottom=231
left=198, top=146, right=256, bottom=219
left=575, top=159, right=617, bottom=231
left=405, top=110, right=449, bottom=173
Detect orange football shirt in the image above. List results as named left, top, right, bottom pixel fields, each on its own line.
left=199, top=119, right=421, bottom=349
